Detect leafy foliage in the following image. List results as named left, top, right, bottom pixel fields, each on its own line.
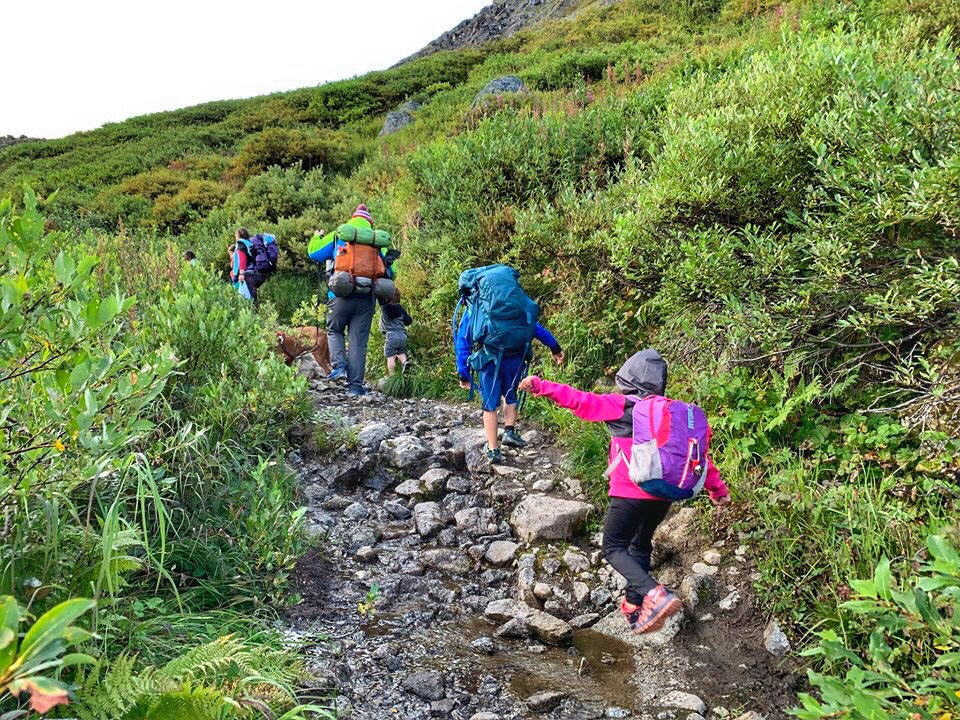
left=792, top=535, right=960, bottom=719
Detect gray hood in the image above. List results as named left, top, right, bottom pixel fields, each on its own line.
left=614, top=349, right=667, bottom=396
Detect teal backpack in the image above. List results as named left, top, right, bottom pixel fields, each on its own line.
left=453, top=264, right=540, bottom=397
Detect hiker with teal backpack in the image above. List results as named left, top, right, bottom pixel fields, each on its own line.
left=231, top=227, right=279, bottom=304
left=518, top=350, right=731, bottom=634
left=307, top=204, right=398, bottom=395
left=453, top=265, right=564, bottom=463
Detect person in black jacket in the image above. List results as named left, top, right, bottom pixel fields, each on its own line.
left=379, top=289, right=413, bottom=375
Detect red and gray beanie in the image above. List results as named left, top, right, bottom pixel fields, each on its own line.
left=352, top=204, right=373, bottom=224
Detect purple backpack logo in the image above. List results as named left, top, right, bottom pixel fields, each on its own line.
left=608, top=395, right=710, bottom=500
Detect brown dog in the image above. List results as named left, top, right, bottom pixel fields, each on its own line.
left=274, top=326, right=331, bottom=375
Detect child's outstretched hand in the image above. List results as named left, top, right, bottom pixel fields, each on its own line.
left=518, top=376, right=536, bottom=393
left=458, top=377, right=471, bottom=390
left=552, top=351, right=565, bottom=365
left=710, top=494, right=731, bottom=508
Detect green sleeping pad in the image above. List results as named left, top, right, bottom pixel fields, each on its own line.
left=337, top=223, right=391, bottom=248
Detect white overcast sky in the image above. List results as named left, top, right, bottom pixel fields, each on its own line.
left=4, top=0, right=491, bottom=139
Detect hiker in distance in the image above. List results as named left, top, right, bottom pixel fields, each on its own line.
left=231, top=227, right=279, bottom=304
left=379, top=289, right=413, bottom=375
left=308, top=204, right=398, bottom=395
left=519, top=349, right=730, bottom=633
left=454, top=264, right=563, bottom=464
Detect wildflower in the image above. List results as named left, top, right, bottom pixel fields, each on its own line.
left=53, top=439, right=65, bottom=452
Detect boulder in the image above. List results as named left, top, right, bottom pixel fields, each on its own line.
left=450, top=428, right=490, bottom=474
left=420, top=468, right=450, bottom=495
left=473, top=75, right=528, bottom=107
left=382, top=435, right=431, bottom=468
left=510, top=495, right=592, bottom=543
left=659, top=691, right=707, bottom=715
left=485, top=540, right=520, bottom=566
left=763, top=619, right=790, bottom=657
left=654, top=506, right=698, bottom=548
left=484, top=598, right=528, bottom=623
left=570, top=612, right=600, bottom=628
left=401, top=670, right=445, bottom=701
left=593, top=607, right=684, bottom=648
left=483, top=598, right=572, bottom=645
left=342, top=502, right=369, bottom=520
left=380, top=109, right=415, bottom=137
left=357, top=422, right=392, bottom=450
left=413, top=502, right=443, bottom=538
left=384, top=500, right=412, bottom=519
left=495, top=617, right=529, bottom=639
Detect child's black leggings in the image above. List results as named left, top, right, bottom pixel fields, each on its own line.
left=602, top=497, right=672, bottom=605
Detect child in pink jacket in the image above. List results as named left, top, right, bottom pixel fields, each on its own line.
left=519, top=349, right=730, bottom=634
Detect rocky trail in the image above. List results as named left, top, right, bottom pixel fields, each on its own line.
left=283, top=360, right=802, bottom=720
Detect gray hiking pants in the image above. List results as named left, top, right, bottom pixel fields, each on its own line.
left=326, top=294, right=375, bottom=392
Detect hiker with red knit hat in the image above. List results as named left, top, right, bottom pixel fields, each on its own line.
left=518, top=349, right=730, bottom=634
left=307, top=204, right=395, bottom=395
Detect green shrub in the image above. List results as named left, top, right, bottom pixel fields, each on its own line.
left=230, top=128, right=356, bottom=180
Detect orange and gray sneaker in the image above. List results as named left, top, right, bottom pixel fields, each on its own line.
left=620, top=585, right=682, bottom=634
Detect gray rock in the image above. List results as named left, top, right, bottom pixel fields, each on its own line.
left=525, top=609, right=573, bottom=645
left=517, top=553, right=538, bottom=604
left=542, top=557, right=562, bottom=575
left=570, top=612, right=600, bottom=628
left=590, top=586, right=612, bottom=608
left=494, top=617, right=529, bottom=638
left=473, top=75, right=528, bottom=107
left=485, top=598, right=527, bottom=623
left=422, top=548, right=470, bottom=574
left=395, top=477, right=424, bottom=497
left=470, top=636, right=496, bottom=654
left=733, top=713, right=766, bottom=720
left=455, top=506, right=483, bottom=532
left=357, top=422, right=391, bottom=449
left=531, top=479, right=554, bottom=492
left=384, top=500, right=412, bottom=519
left=401, top=670, right=445, bottom=701
left=343, top=502, right=369, bottom=520
left=446, top=476, right=473, bottom=493
left=470, top=713, right=501, bottom=720
left=420, top=468, right=450, bottom=495
left=687, top=715, right=706, bottom=720
left=533, top=582, right=553, bottom=600
left=593, top=607, right=684, bottom=648
left=763, top=619, right=790, bottom=657
left=691, top=562, right=719, bottom=576
left=413, top=502, right=443, bottom=538
left=380, top=109, right=416, bottom=137
left=563, top=548, right=590, bottom=574
left=654, top=506, right=699, bottom=548
left=510, top=495, right=593, bottom=543
left=703, top=548, right=723, bottom=565
left=450, top=428, right=490, bottom=474
left=430, top=699, right=456, bottom=716
left=573, top=582, right=590, bottom=604
left=484, top=598, right=572, bottom=645
left=526, top=689, right=565, bottom=713
left=383, top=435, right=431, bottom=468
left=521, top=429, right=544, bottom=445
left=659, top=691, right=707, bottom=715
left=485, top=540, right=520, bottom=566
left=606, top=709, right=631, bottom=718
left=680, top=573, right=715, bottom=610
left=718, top=589, right=741, bottom=611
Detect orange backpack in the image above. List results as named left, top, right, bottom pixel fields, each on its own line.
left=334, top=241, right=386, bottom=280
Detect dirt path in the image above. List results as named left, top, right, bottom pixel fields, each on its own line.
left=284, top=369, right=800, bottom=719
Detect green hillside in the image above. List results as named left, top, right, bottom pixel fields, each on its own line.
left=2, top=0, right=960, bottom=715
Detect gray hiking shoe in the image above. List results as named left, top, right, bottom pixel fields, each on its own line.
left=486, top=446, right=504, bottom=464
left=502, top=428, right=527, bottom=448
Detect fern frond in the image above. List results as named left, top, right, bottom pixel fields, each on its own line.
left=122, top=684, right=237, bottom=720
left=160, top=636, right=255, bottom=683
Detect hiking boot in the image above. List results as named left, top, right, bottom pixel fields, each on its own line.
left=328, top=364, right=347, bottom=381
left=486, top=446, right=504, bottom=464
left=502, top=428, right=528, bottom=448
left=401, top=360, right=411, bottom=375
left=621, top=586, right=681, bottom=634
left=347, top=386, right=368, bottom=397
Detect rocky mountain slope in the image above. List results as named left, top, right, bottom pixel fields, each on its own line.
left=285, top=356, right=799, bottom=719
left=399, top=0, right=586, bottom=63
left=0, top=135, right=40, bottom=150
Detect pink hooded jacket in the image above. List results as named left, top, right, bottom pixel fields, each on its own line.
left=526, top=351, right=729, bottom=501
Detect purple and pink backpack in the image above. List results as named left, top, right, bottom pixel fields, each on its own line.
left=608, top=395, right=711, bottom=501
